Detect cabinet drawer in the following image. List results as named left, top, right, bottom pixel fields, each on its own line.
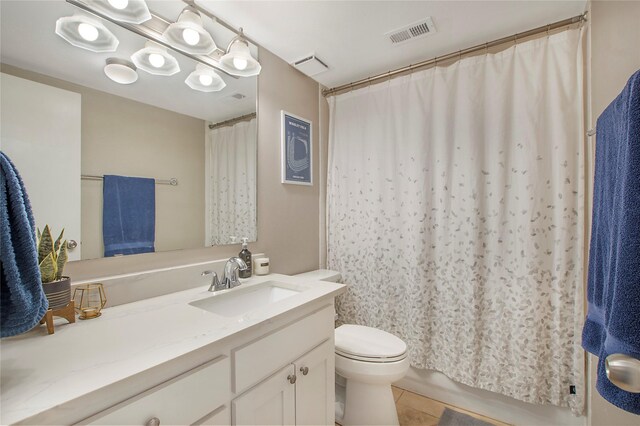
left=233, top=305, right=334, bottom=393
left=83, top=356, right=230, bottom=425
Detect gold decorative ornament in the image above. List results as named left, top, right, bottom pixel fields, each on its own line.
left=73, top=283, right=107, bottom=320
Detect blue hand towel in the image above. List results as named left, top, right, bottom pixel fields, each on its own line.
left=102, top=175, right=155, bottom=257
left=0, top=151, right=48, bottom=338
left=582, top=69, right=640, bottom=414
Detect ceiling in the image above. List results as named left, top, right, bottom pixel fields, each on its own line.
left=0, top=1, right=257, bottom=122
left=197, top=0, right=587, bottom=88
left=1, top=1, right=588, bottom=116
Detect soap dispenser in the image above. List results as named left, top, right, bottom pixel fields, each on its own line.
left=239, top=237, right=252, bottom=278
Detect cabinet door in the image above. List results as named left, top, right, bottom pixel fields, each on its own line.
left=295, top=340, right=335, bottom=425
left=232, top=364, right=295, bottom=426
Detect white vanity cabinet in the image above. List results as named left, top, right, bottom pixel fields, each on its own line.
left=74, top=304, right=336, bottom=426
left=232, top=306, right=335, bottom=425
left=82, top=356, right=231, bottom=426
left=232, top=340, right=334, bottom=426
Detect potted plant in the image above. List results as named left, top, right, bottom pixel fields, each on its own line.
left=37, top=225, right=70, bottom=310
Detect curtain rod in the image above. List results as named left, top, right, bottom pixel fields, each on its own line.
left=209, top=112, right=257, bottom=129
left=81, top=175, right=178, bottom=186
left=323, top=12, right=587, bottom=97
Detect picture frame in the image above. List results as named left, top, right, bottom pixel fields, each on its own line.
left=281, top=110, right=313, bottom=186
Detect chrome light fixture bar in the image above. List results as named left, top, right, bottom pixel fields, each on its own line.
left=181, top=0, right=260, bottom=48
left=65, top=0, right=237, bottom=78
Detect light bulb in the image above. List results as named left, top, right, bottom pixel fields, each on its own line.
left=182, top=28, right=200, bottom=46
left=78, top=22, right=99, bottom=41
left=233, top=57, right=248, bottom=71
left=199, top=74, right=213, bottom=86
left=148, top=53, right=165, bottom=68
left=107, top=0, right=129, bottom=9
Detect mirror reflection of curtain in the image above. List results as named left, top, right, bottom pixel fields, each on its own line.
left=206, top=118, right=257, bottom=246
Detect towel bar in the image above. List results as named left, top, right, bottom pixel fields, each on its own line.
left=81, top=174, right=178, bottom=186
left=605, top=354, right=640, bottom=393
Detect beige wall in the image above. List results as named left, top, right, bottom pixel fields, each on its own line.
left=588, top=2, right=640, bottom=425
left=254, top=48, right=320, bottom=275
left=56, top=47, right=321, bottom=281
left=0, top=64, right=206, bottom=260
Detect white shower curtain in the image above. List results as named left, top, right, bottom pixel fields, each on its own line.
left=327, top=29, right=585, bottom=413
left=206, top=118, right=257, bottom=245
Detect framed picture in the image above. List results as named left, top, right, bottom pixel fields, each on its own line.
left=281, top=110, right=312, bottom=185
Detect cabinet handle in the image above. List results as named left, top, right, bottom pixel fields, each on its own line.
left=300, top=366, right=309, bottom=376
left=145, top=417, right=160, bottom=426
left=287, top=374, right=297, bottom=384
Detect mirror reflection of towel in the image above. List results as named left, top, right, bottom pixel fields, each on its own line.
left=102, top=175, right=155, bottom=257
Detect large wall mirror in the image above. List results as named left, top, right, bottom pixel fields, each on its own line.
left=0, top=0, right=258, bottom=261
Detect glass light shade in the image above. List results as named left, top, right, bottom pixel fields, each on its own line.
left=88, top=0, right=151, bottom=24
left=131, top=41, right=180, bottom=76
left=185, top=64, right=226, bottom=92
left=55, top=13, right=119, bottom=53
left=162, top=7, right=216, bottom=55
left=104, top=58, right=138, bottom=84
left=220, top=37, right=261, bottom=77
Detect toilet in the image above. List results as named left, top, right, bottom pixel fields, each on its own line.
left=334, top=324, right=410, bottom=426
left=293, top=270, right=409, bottom=425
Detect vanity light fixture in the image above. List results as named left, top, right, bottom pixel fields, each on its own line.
left=219, top=28, right=261, bottom=77
left=162, top=7, right=216, bottom=55
left=55, top=13, right=119, bottom=52
left=104, top=58, right=138, bottom=84
left=131, top=41, right=180, bottom=76
left=86, top=0, right=151, bottom=24
left=185, top=64, right=226, bottom=92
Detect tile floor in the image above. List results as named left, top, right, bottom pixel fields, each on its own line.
left=391, top=386, right=511, bottom=426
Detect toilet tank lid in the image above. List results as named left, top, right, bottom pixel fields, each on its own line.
left=335, top=324, right=407, bottom=359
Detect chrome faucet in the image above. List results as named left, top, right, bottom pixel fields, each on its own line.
left=202, top=270, right=225, bottom=292
left=222, top=257, right=248, bottom=289
left=201, top=257, right=248, bottom=293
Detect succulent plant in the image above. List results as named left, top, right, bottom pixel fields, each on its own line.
left=37, top=225, right=68, bottom=284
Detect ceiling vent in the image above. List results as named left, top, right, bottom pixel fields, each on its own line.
left=386, top=17, right=436, bottom=45
left=292, top=54, right=329, bottom=77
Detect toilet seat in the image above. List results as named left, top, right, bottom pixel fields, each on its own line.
left=335, top=324, right=407, bottom=363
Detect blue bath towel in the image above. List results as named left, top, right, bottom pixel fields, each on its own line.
left=103, top=175, right=155, bottom=257
left=582, top=70, right=640, bottom=414
left=0, top=152, right=48, bottom=338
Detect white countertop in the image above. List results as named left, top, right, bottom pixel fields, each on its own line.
left=0, top=274, right=345, bottom=425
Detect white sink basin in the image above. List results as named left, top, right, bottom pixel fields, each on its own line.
left=189, top=282, right=301, bottom=317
